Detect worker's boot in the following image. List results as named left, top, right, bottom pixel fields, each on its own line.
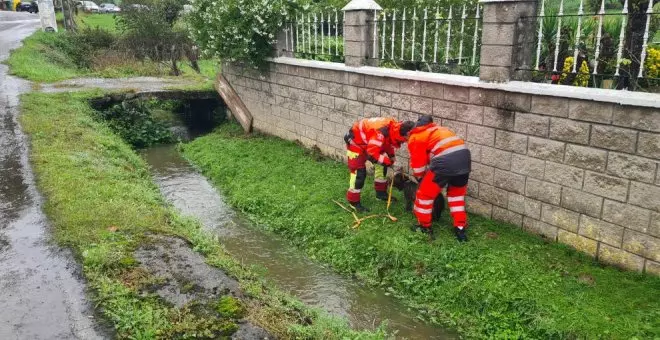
left=376, top=191, right=397, bottom=202
left=350, top=201, right=370, bottom=213
left=411, top=225, right=435, bottom=240
left=454, top=226, right=468, bottom=242
left=421, top=226, right=435, bottom=240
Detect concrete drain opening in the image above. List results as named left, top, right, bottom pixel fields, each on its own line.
left=89, top=90, right=227, bottom=147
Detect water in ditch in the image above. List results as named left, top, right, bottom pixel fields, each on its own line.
left=141, top=144, right=456, bottom=339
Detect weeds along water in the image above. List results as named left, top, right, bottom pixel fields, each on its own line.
left=141, top=144, right=456, bottom=339
left=181, top=122, right=660, bottom=339
left=19, top=90, right=660, bottom=339
left=98, top=95, right=453, bottom=338
left=19, top=91, right=385, bottom=339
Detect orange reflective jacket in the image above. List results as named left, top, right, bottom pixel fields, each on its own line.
left=350, top=117, right=398, bottom=166
left=407, top=122, right=465, bottom=177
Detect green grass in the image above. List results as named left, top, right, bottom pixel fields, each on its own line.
left=6, top=32, right=83, bottom=82
left=53, top=12, right=118, bottom=31
left=20, top=92, right=384, bottom=339
left=76, top=13, right=119, bottom=32
left=6, top=21, right=217, bottom=83
left=182, top=123, right=660, bottom=339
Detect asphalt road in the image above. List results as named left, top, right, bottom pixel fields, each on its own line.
left=0, top=11, right=108, bottom=339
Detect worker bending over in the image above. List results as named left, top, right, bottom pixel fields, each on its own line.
left=407, top=115, right=472, bottom=241
left=344, top=117, right=415, bottom=212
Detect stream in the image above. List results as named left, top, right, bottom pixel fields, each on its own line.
left=141, top=144, right=455, bottom=339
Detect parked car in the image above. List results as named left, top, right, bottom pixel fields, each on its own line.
left=98, top=3, right=120, bottom=13
left=126, top=3, right=148, bottom=10
left=16, top=0, right=38, bottom=13
left=77, top=1, right=99, bottom=12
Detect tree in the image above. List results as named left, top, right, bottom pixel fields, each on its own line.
left=616, top=0, right=652, bottom=89
left=117, top=0, right=198, bottom=75
left=62, top=0, right=77, bottom=31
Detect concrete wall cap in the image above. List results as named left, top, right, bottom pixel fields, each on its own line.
left=268, top=57, right=660, bottom=109
left=342, top=0, right=382, bottom=11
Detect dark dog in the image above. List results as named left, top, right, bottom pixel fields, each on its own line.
left=392, top=173, right=445, bottom=221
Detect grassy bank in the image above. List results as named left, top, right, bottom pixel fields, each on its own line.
left=182, top=123, right=660, bottom=339
left=6, top=31, right=217, bottom=82
left=20, top=92, right=382, bottom=339
left=76, top=13, right=119, bottom=32
left=6, top=31, right=84, bottom=82
left=6, top=11, right=217, bottom=83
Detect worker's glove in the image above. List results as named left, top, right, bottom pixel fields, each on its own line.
left=381, top=155, right=393, bottom=167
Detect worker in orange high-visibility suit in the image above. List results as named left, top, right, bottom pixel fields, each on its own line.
left=407, top=115, right=471, bottom=241
left=344, top=117, right=415, bottom=212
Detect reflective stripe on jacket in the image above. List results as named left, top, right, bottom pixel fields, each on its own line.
left=407, top=123, right=466, bottom=177
left=350, top=117, right=396, bottom=165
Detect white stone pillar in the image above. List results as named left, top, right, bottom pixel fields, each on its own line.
left=479, top=0, right=537, bottom=82
left=342, top=0, right=382, bottom=67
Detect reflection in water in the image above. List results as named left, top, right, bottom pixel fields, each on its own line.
left=142, top=145, right=456, bottom=339
left=0, top=112, right=30, bottom=222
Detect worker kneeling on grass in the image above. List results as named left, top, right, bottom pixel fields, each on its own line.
left=407, top=115, right=471, bottom=242
left=344, top=117, right=415, bottom=212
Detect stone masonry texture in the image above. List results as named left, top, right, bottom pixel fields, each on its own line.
left=223, top=61, right=660, bottom=275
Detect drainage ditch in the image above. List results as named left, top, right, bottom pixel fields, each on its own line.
left=97, top=94, right=455, bottom=339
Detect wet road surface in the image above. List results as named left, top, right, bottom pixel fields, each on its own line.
left=0, top=11, right=108, bottom=339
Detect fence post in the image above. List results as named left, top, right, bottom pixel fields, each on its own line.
left=479, top=0, right=537, bottom=82
left=342, top=0, right=382, bottom=67
left=275, top=29, right=295, bottom=58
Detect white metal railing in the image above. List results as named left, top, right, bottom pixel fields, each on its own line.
left=281, top=3, right=482, bottom=75
left=282, top=10, right=345, bottom=62
left=528, top=0, right=659, bottom=89
left=374, top=4, right=482, bottom=75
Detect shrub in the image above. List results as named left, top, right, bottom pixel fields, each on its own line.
left=96, top=100, right=174, bottom=148
left=560, top=56, right=590, bottom=86
left=186, top=0, right=299, bottom=68
left=646, top=47, right=660, bottom=79
left=117, top=0, right=198, bottom=75
left=46, top=28, right=116, bottom=69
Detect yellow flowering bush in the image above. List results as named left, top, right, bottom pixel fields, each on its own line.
left=645, top=47, right=660, bottom=79
left=560, top=56, right=590, bottom=87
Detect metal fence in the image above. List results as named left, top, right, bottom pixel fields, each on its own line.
left=373, top=5, right=482, bottom=75
left=281, top=2, right=482, bottom=76
left=520, top=0, right=659, bottom=91
left=282, top=10, right=345, bottom=63
left=278, top=0, right=658, bottom=91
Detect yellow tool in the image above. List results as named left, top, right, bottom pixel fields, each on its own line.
left=385, top=176, right=398, bottom=222
left=333, top=200, right=379, bottom=229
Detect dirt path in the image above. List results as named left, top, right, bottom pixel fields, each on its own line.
left=39, top=76, right=199, bottom=93
left=0, top=12, right=109, bottom=339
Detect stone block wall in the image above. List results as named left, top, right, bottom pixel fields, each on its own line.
left=222, top=59, right=660, bottom=275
